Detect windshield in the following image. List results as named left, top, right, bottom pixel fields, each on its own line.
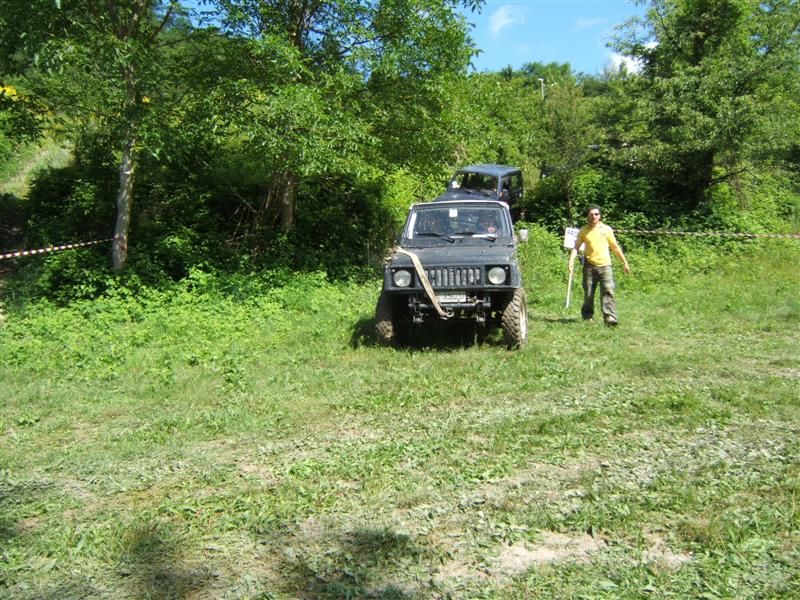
left=449, top=171, right=498, bottom=194
left=404, top=205, right=510, bottom=241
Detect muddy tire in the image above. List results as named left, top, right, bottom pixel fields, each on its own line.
left=375, top=292, right=398, bottom=346
left=500, top=288, right=528, bottom=349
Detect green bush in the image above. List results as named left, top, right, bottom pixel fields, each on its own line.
left=25, top=163, right=115, bottom=244
left=379, top=168, right=423, bottom=225
left=521, top=167, right=659, bottom=232
left=707, top=171, right=800, bottom=234
left=269, top=172, right=404, bottom=278
left=6, top=121, right=799, bottom=308
left=520, top=175, right=570, bottom=230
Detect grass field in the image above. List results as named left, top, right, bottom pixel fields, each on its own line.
left=0, top=141, right=72, bottom=199
left=1, top=232, right=799, bottom=599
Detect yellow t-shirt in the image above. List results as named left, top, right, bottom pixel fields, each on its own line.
left=575, top=223, right=620, bottom=267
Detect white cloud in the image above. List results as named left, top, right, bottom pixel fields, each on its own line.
left=490, top=5, right=525, bottom=39
left=609, top=53, right=643, bottom=73
left=609, top=42, right=657, bottom=73
left=573, top=17, right=606, bottom=31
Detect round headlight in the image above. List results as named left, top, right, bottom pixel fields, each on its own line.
left=488, top=266, right=507, bottom=285
left=393, top=269, right=412, bottom=287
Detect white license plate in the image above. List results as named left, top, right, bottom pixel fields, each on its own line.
left=437, top=292, right=467, bottom=304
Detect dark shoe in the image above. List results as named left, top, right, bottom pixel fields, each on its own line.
left=604, top=318, right=618, bottom=327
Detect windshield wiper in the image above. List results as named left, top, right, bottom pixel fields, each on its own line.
left=454, top=231, right=497, bottom=241
left=417, top=232, right=455, bottom=242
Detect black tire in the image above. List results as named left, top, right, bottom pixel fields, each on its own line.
left=500, top=288, right=528, bottom=349
left=375, top=292, right=397, bottom=346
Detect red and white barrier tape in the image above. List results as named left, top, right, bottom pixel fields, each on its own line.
left=616, top=229, right=800, bottom=240
left=0, top=238, right=113, bottom=261
left=2, top=228, right=797, bottom=262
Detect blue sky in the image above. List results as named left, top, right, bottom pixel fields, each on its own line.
left=462, top=0, right=647, bottom=75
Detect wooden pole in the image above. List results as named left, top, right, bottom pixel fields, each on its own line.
left=565, top=270, right=574, bottom=308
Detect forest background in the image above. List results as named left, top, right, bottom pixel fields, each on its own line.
left=1, top=0, right=798, bottom=297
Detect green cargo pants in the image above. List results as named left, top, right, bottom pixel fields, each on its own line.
left=581, top=262, right=618, bottom=324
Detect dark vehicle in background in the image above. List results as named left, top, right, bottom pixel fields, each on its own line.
left=375, top=199, right=528, bottom=348
left=436, top=165, right=524, bottom=214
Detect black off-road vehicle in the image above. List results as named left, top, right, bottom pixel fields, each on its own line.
left=375, top=199, right=528, bottom=348
left=436, top=164, right=524, bottom=210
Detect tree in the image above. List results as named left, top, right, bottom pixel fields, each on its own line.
left=3, top=0, right=485, bottom=273
left=536, top=81, right=599, bottom=223
left=439, top=72, right=541, bottom=178
left=611, top=0, right=800, bottom=213
left=1, top=1, right=192, bottom=270
left=0, top=84, right=45, bottom=162
left=207, top=0, right=483, bottom=230
left=518, top=61, right=576, bottom=87
left=488, top=62, right=604, bottom=222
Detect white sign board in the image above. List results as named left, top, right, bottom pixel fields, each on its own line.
left=563, top=227, right=580, bottom=250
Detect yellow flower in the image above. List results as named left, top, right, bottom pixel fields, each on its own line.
left=141, top=96, right=151, bottom=104
left=1, top=85, right=19, bottom=99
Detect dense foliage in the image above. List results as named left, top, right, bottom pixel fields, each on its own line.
left=0, top=0, right=798, bottom=299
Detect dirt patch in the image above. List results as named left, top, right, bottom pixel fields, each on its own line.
left=236, top=461, right=280, bottom=486
left=69, top=421, right=101, bottom=446
left=17, top=516, right=42, bottom=535
left=642, top=535, right=693, bottom=568
left=325, top=425, right=381, bottom=443
left=496, top=532, right=605, bottom=572
left=474, top=459, right=600, bottom=504
left=57, top=477, right=97, bottom=503
left=774, top=368, right=800, bottom=380
left=294, top=516, right=330, bottom=547
left=434, top=557, right=490, bottom=584
left=435, top=531, right=605, bottom=587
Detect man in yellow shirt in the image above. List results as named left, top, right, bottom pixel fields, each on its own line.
left=568, top=206, right=630, bottom=325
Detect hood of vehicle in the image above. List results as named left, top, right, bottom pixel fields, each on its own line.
left=391, top=245, right=516, bottom=267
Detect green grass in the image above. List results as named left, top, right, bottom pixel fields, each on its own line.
left=0, top=139, right=72, bottom=198
left=1, top=235, right=799, bottom=599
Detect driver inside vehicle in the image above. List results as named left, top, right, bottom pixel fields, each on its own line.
left=476, top=212, right=499, bottom=234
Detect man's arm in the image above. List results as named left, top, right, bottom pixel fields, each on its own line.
left=568, top=229, right=585, bottom=274
left=609, top=235, right=630, bottom=274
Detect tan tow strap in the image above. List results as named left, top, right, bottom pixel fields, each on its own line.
left=395, top=247, right=450, bottom=319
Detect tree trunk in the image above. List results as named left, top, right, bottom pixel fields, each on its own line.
left=112, top=134, right=136, bottom=271
left=279, top=171, right=296, bottom=231
left=565, top=176, right=575, bottom=225
left=112, top=63, right=138, bottom=271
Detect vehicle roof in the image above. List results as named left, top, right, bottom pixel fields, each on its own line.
left=454, top=164, right=521, bottom=177
left=432, top=189, right=505, bottom=202
left=412, top=199, right=510, bottom=210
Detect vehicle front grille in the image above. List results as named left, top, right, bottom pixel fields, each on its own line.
left=424, top=267, right=481, bottom=288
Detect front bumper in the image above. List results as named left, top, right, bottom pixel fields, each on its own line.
left=397, top=290, right=514, bottom=323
